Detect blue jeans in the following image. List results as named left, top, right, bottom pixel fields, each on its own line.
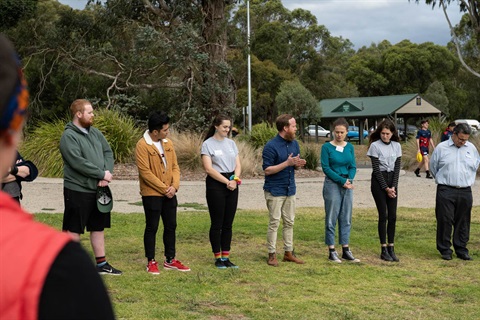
left=323, top=177, right=353, bottom=246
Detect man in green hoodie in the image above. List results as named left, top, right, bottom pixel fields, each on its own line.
left=60, top=99, right=122, bottom=275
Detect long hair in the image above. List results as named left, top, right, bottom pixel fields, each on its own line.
left=369, top=119, right=400, bottom=146
left=203, top=114, right=232, bottom=141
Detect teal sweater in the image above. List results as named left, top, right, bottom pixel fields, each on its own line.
left=59, top=122, right=114, bottom=193
left=320, top=142, right=356, bottom=186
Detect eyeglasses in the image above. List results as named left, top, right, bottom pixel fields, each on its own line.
left=454, top=133, right=469, bottom=143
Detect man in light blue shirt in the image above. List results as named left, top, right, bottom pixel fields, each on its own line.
left=430, top=123, right=480, bottom=261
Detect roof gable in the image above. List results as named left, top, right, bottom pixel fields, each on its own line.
left=332, top=101, right=363, bottom=113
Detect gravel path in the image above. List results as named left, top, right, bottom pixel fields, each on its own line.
left=21, top=168, right=480, bottom=213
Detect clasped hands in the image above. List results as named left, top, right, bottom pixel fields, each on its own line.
left=287, top=153, right=306, bottom=168
left=385, top=187, right=396, bottom=198
left=343, top=179, right=354, bottom=189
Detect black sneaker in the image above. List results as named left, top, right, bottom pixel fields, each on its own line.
left=222, top=258, right=239, bottom=269
left=97, top=262, right=122, bottom=275
left=414, top=168, right=421, bottom=177
left=215, top=258, right=227, bottom=269
left=342, top=250, right=360, bottom=263
left=328, top=251, right=342, bottom=263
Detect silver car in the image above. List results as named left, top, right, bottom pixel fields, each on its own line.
left=306, top=125, right=330, bottom=138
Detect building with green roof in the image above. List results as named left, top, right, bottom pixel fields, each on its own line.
left=318, top=93, right=442, bottom=143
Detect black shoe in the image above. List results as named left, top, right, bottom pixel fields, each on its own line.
left=414, top=168, right=421, bottom=177
left=457, top=253, right=472, bottom=261
left=387, top=246, right=399, bottom=262
left=342, top=249, right=360, bottom=263
left=97, top=262, right=122, bottom=275
left=441, top=253, right=452, bottom=260
left=328, top=251, right=342, bottom=263
left=426, top=175, right=433, bottom=179
left=380, top=248, right=393, bottom=261
left=215, top=258, right=227, bottom=269
left=222, top=258, right=239, bottom=268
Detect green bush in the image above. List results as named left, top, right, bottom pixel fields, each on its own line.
left=20, top=108, right=141, bottom=178
left=299, top=142, right=321, bottom=170
left=239, top=122, right=277, bottom=150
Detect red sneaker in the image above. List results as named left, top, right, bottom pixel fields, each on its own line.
left=163, top=259, right=191, bottom=272
left=146, top=260, right=160, bottom=275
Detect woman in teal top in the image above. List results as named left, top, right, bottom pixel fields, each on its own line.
left=320, top=118, right=359, bottom=263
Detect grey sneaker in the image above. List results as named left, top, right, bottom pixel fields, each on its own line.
left=328, top=251, right=342, bottom=263
left=342, top=250, right=360, bottom=263
left=97, top=262, right=122, bottom=275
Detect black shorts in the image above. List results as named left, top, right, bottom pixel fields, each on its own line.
left=62, top=187, right=111, bottom=234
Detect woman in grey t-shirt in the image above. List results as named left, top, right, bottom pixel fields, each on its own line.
left=367, top=119, right=402, bottom=262
left=201, top=114, right=241, bottom=269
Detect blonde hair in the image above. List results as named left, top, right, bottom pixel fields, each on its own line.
left=70, top=99, right=91, bottom=118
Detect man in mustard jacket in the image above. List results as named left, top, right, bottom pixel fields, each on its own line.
left=135, top=111, right=190, bottom=274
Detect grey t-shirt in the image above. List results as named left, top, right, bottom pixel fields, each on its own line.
left=2, top=181, right=20, bottom=198
left=201, top=137, right=238, bottom=173
left=367, top=140, right=402, bottom=172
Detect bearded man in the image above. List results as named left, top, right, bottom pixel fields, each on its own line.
left=262, top=114, right=307, bottom=267
left=60, top=99, right=122, bottom=275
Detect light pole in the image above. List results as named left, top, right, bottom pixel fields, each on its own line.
left=247, top=0, right=252, bottom=134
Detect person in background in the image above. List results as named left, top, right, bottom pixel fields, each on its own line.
left=263, top=114, right=306, bottom=267
left=0, top=33, right=115, bottom=320
left=201, top=114, right=241, bottom=269
left=414, top=119, right=435, bottom=179
left=367, top=119, right=402, bottom=262
left=2, top=151, right=38, bottom=203
left=320, top=118, right=359, bottom=263
left=60, top=98, right=122, bottom=275
left=430, top=123, right=480, bottom=261
left=441, top=122, right=456, bottom=142
left=135, top=111, right=190, bottom=274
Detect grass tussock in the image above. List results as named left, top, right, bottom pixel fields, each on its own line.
left=170, top=131, right=203, bottom=172
left=34, top=206, right=480, bottom=319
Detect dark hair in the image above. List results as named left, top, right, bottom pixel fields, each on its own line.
left=453, top=123, right=472, bottom=135
left=369, top=119, right=400, bottom=146
left=204, top=114, right=232, bottom=141
left=275, top=114, right=294, bottom=132
left=448, top=122, right=456, bottom=127
left=148, top=111, right=170, bottom=132
left=420, top=119, right=429, bottom=125
left=332, top=117, right=349, bottom=131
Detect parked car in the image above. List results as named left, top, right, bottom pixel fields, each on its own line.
left=455, top=119, right=480, bottom=135
left=306, top=124, right=330, bottom=138
left=396, top=123, right=417, bottom=140
left=347, top=126, right=368, bottom=140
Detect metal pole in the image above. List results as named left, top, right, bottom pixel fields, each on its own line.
left=247, top=0, right=252, bottom=134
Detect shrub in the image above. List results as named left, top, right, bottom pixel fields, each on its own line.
left=236, top=139, right=263, bottom=177
left=239, top=122, right=277, bottom=150
left=20, top=108, right=141, bottom=178
left=299, top=142, right=321, bottom=170
left=170, top=131, right=203, bottom=172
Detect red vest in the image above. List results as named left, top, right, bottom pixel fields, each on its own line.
left=0, top=192, right=71, bottom=320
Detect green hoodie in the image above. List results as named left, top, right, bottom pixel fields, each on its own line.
left=59, top=122, right=114, bottom=193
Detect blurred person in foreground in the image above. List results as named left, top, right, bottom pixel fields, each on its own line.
left=2, top=151, right=38, bottom=203
left=263, top=114, right=306, bottom=267
left=430, top=123, right=480, bottom=261
left=0, top=34, right=115, bottom=320
left=201, top=114, right=241, bottom=269
left=135, top=111, right=190, bottom=274
left=59, top=98, right=122, bottom=275
left=367, top=119, right=402, bottom=262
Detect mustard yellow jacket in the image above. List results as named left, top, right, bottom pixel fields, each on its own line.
left=135, top=130, right=180, bottom=196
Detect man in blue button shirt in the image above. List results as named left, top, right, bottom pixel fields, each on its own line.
left=430, top=123, right=480, bottom=261
left=263, top=114, right=307, bottom=266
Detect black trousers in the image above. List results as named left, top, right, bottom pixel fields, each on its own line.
left=142, top=195, right=178, bottom=260
left=435, top=185, right=472, bottom=255
left=371, top=172, right=398, bottom=244
left=206, top=174, right=239, bottom=254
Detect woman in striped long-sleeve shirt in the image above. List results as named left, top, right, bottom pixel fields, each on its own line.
left=367, top=119, right=402, bottom=262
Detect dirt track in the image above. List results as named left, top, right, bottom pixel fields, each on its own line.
left=21, top=168, right=480, bottom=214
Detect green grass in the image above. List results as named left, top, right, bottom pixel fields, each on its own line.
left=35, top=206, right=480, bottom=319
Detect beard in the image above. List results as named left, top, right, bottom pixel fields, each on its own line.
left=78, top=117, right=93, bottom=129
left=284, top=131, right=295, bottom=141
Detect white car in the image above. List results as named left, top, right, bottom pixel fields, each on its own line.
left=306, top=125, right=330, bottom=137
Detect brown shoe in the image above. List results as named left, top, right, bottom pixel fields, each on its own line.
left=267, top=253, right=279, bottom=267
left=283, top=251, right=305, bottom=264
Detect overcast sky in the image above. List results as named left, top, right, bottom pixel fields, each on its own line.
left=60, top=0, right=463, bottom=49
